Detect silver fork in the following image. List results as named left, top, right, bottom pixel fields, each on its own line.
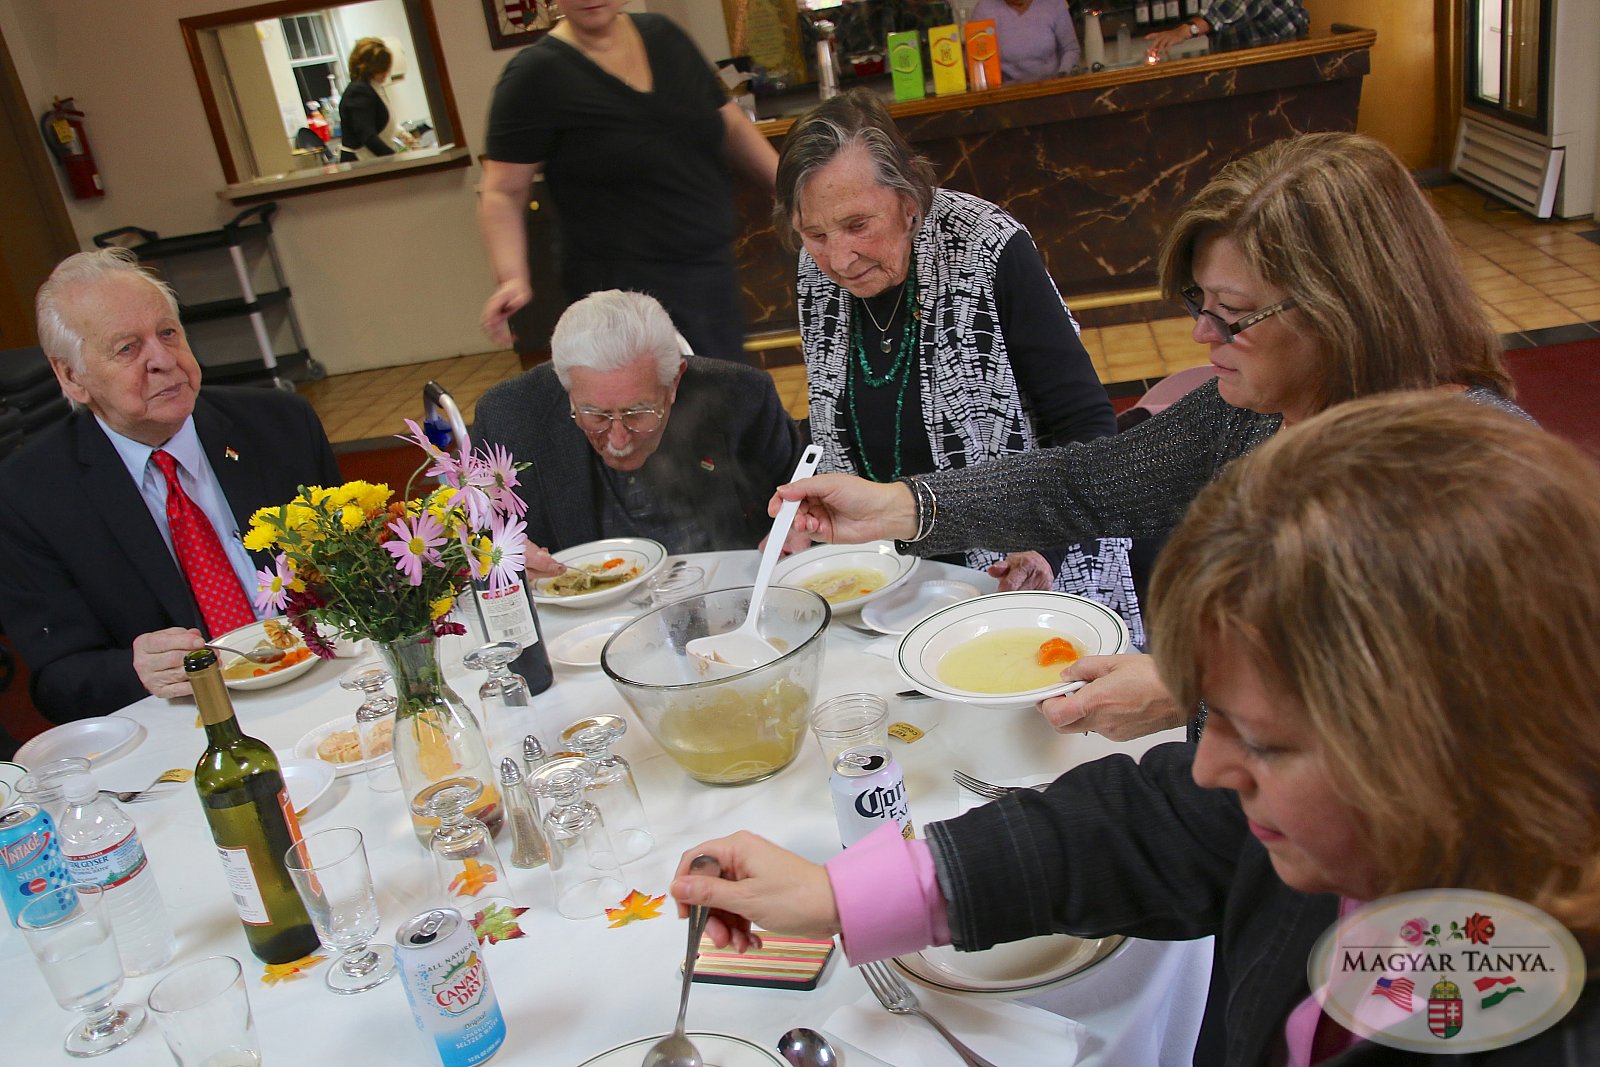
left=858, top=960, right=1000, bottom=1067
left=951, top=769, right=1018, bottom=801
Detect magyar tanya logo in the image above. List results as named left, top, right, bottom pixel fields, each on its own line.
left=1307, top=889, right=1585, bottom=1054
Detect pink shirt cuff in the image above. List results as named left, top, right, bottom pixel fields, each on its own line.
left=825, top=823, right=952, bottom=964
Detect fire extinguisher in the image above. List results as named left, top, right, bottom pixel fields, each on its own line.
left=40, top=97, right=104, bottom=200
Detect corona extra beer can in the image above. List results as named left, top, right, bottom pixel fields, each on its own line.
left=0, top=802, right=72, bottom=927
left=830, top=745, right=914, bottom=848
left=396, top=908, right=506, bottom=1066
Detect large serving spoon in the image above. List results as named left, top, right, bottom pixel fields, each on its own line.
left=776, top=1027, right=839, bottom=1067
left=641, top=854, right=722, bottom=1067
left=686, top=445, right=822, bottom=672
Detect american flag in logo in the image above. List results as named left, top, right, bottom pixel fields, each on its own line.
left=1372, top=976, right=1416, bottom=1010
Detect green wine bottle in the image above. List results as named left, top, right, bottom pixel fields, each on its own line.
left=187, top=648, right=320, bottom=964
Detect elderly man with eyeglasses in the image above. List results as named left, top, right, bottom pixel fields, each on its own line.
left=472, top=290, right=803, bottom=574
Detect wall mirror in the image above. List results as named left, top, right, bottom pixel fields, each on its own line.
left=181, top=0, right=465, bottom=192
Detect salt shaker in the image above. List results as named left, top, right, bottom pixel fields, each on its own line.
left=521, top=734, right=546, bottom=779
left=498, top=757, right=550, bottom=870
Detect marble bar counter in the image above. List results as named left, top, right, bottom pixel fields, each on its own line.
left=735, top=27, right=1376, bottom=334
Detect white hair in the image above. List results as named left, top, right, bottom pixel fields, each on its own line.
left=36, top=248, right=179, bottom=372
left=549, top=290, right=686, bottom=390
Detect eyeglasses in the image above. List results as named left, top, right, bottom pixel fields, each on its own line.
left=1180, top=285, right=1296, bottom=343
left=570, top=404, right=665, bottom=435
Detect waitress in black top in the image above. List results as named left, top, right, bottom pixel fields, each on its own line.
left=479, top=1, right=778, bottom=362
left=339, top=37, right=411, bottom=163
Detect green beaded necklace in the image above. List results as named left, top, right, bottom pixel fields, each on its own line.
left=844, top=261, right=919, bottom=483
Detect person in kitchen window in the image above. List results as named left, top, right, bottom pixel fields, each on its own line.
left=1145, top=0, right=1310, bottom=57
left=338, top=37, right=414, bottom=163
left=773, top=89, right=1139, bottom=641
left=670, top=393, right=1600, bottom=1067
left=971, top=0, right=1082, bottom=82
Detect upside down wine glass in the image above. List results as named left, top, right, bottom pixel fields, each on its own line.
left=412, top=777, right=515, bottom=914
left=529, top=757, right=625, bottom=920
left=463, top=641, right=530, bottom=757
left=561, top=715, right=653, bottom=865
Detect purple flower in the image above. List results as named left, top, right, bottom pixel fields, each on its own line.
left=1398, top=918, right=1428, bottom=946
left=254, top=553, right=294, bottom=614
left=477, top=443, right=526, bottom=518
left=485, top=514, right=527, bottom=592
left=398, top=418, right=463, bottom=486
left=383, top=512, right=446, bottom=586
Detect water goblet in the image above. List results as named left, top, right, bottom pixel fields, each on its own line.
left=529, top=756, right=625, bottom=919
left=284, top=826, right=397, bottom=994
left=463, top=641, right=530, bottom=755
left=561, top=715, right=653, bottom=864
left=341, top=663, right=400, bottom=793
left=411, top=777, right=516, bottom=913
left=18, top=883, right=146, bottom=1057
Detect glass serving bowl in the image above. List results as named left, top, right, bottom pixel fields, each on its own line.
left=601, top=586, right=830, bottom=786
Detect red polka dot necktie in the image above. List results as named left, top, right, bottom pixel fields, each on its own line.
left=151, top=449, right=256, bottom=638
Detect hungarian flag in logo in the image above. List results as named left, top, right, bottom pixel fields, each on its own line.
left=1428, top=978, right=1464, bottom=1039
left=1475, top=975, right=1526, bottom=1009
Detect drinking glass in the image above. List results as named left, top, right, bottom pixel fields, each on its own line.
left=560, top=715, right=653, bottom=864
left=147, top=955, right=261, bottom=1067
left=284, top=826, right=397, bottom=994
left=529, top=757, right=624, bottom=919
left=18, top=883, right=146, bottom=1057
left=341, top=664, right=400, bottom=793
left=810, top=693, right=890, bottom=766
left=411, top=777, right=515, bottom=913
left=15, top=756, right=92, bottom=823
left=463, top=641, right=530, bottom=756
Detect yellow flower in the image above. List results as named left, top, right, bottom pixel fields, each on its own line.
left=243, top=518, right=279, bottom=553
left=338, top=504, right=366, bottom=532
left=430, top=595, right=454, bottom=620
left=472, top=535, right=493, bottom=579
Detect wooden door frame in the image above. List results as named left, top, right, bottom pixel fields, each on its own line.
left=0, top=21, right=81, bottom=348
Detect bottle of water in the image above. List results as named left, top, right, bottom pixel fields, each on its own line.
left=56, top=769, right=178, bottom=975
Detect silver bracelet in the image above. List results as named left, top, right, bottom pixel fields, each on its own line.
left=902, top=477, right=938, bottom=543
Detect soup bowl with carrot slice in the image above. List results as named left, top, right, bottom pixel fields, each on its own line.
left=896, top=592, right=1131, bottom=708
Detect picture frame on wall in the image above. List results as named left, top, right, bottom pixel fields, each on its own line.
left=482, top=0, right=553, bottom=50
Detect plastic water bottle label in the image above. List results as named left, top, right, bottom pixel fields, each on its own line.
left=65, top=830, right=149, bottom=890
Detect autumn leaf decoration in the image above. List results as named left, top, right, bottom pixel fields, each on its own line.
left=449, top=858, right=499, bottom=898
left=472, top=903, right=529, bottom=945
left=605, top=889, right=667, bottom=928
left=261, top=953, right=326, bottom=985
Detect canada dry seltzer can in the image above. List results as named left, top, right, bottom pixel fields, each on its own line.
left=396, top=908, right=507, bottom=1067
left=830, top=744, right=914, bottom=848
left=0, top=802, right=72, bottom=926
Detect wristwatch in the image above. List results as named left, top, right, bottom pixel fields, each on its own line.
left=1188, top=19, right=1203, bottom=36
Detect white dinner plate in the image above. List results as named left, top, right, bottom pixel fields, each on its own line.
left=894, top=933, right=1127, bottom=997
left=293, top=716, right=392, bottom=778
left=530, top=538, right=667, bottom=609
left=279, top=758, right=335, bottom=816
left=860, top=578, right=981, bottom=635
left=216, top=619, right=320, bottom=691
left=547, top=615, right=631, bottom=669
left=770, top=540, right=917, bottom=615
left=16, top=718, right=146, bottom=769
left=897, top=591, right=1131, bottom=708
left=577, top=1032, right=784, bottom=1067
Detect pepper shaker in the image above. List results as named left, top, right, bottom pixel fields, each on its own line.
left=498, top=757, right=550, bottom=870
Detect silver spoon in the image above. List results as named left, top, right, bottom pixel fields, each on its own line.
left=205, top=640, right=286, bottom=664
left=776, top=1027, right=839, bottom=1067
left=641, top=854, right=722, bottom=1067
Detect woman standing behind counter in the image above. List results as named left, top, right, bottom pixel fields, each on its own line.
left=479, top=0, right=778, bottom=362
left=338, top=37, right=410, bottom=163
left=973, top=0, right=1082, bottom=82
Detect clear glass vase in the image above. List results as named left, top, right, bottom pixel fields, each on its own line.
left=377, top=628, right=503, bottom=845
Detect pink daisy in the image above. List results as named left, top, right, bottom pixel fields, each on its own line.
left=383, top=512, right=446, bottom=586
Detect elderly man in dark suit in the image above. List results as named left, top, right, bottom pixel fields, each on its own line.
left=0, top=249, right=340, bottom=722
left=473, top=290, right=802, bottom=567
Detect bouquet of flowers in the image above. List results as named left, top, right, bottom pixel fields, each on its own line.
left=243, top=422, right=528, bottom=655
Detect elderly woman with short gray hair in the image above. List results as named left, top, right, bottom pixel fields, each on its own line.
left=776, top=89, right=1140, bottom=642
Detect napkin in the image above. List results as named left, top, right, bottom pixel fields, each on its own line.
left=826, top=984, right=1086, bottom=1066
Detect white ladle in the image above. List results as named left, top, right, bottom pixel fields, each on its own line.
left=686, top=444, right=823, bottom=672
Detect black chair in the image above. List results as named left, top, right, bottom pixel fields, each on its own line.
left=295, top=127, right=336, bottom=163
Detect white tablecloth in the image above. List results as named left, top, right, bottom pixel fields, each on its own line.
left=0, top=552, right=1209, bottom=1066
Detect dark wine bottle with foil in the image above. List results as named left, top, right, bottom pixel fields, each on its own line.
left=187, top=649, right=320, bottom=964
left=470, top=577, right=553, bottom=695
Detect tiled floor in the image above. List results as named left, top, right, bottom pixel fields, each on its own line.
left=302, top=181, right=1600, bottom=447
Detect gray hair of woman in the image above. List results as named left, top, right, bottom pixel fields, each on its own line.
left=773, top=88, right=936, bottom=250
left=36, top=247, right=179, bottom=372
left=549, top=289, right=684, bottom=390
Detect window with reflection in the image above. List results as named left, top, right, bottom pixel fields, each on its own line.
left=182, top=0, right=463, bottom=188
